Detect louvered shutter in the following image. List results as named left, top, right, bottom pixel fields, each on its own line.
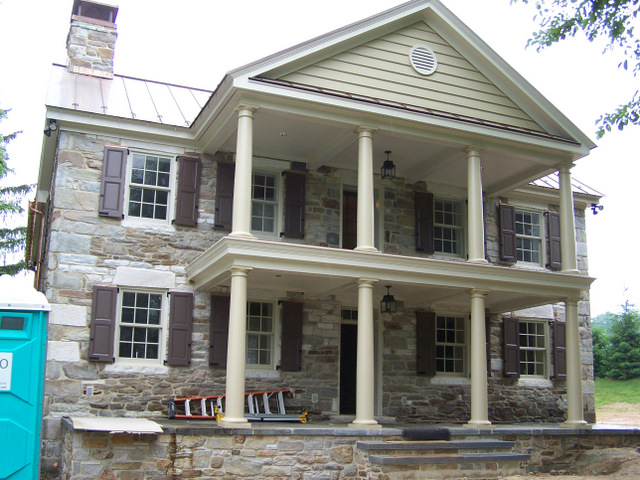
left=485, top=309, right=491, bottom=375
left=210, top=295, right=230, bottom=367
left=280, top=301, right=303, bottom=371
left=89, top=286, right=118, bottom=362
left=547, top=212, right=562, bottom=270
left=283, top=172, right=306, bottom=239
left=499, top=204, right=517, bottom=263
left=554, top=321, right=567, bottom=380
left=99, top=146, right=128, bottom=218
left=166, top=291, right=193, bottom=366
left=214, top=162, right=234, bottom=230
left=416, top=311, right=436, bottom=376
left=174, top=156, right=201, bottom=227
left=415, top=192, right=434, bottom=253
left=503, top=316, right=520, bottom=377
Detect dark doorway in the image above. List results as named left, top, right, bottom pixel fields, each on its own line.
left=342, top=190, right=357, bottom=249
left=339, top=323, right=358, bottom=414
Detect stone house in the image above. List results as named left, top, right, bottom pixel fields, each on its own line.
left=29, top=0, right=602, bottom=472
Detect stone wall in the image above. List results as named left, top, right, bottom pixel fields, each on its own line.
left=40, top=129, right=596, bottom=472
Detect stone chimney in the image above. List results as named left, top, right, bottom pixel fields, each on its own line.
left=67, top=0, right=119, bottom=78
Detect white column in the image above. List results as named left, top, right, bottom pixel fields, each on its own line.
left=559, top=165, right=578, bottom=273
left=230, top=105, right=258, bottom=239
left=564, top=298, right=586, bottom=425
left=350, top=278, right=381, bottom=428
left=467, top=289, right=491, bottom=426
left=219, top=265, right=252, bottom=427
left=467, top=147, right=488, bottom=264
left=355, top=126, right=378, bottom=252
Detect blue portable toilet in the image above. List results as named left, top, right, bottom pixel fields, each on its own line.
left=0, top=275, right=50, bottom=480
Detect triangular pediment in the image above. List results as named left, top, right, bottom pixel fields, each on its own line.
left=266, top=20, right=544, bottom=134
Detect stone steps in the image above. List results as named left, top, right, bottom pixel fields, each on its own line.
left=357, top=435, right=530, bottom=479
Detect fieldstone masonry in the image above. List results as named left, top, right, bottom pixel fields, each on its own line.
left=40, top=130, right=596, bottom=474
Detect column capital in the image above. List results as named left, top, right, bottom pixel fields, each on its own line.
left=564, top=297, right=580, bottom=307
left=355, top=125, right=378, bottom=135
left=357, top=277, right=378, bottom=287
left=470, top=288, right=489, bottom=297
left=465, top=145, right=483, bottom=155
left=236, top=104, right=259, bottom=116
left=557, top=162, right=576, bottom=173
left=230, top=265, right=253, bottom=276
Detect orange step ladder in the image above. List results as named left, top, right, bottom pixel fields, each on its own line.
left=168, top=388, right=308, bottom=423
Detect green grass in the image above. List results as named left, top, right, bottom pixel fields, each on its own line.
left=595, top=377, right=640, bottom=408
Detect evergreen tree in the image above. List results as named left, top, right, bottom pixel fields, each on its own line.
left=607, top=302, right=640, bottom=380
left=591, top=325, right=610, bottom=379
left=0, top=107, right=31, bottom=275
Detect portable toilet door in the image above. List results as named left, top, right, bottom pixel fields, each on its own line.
left=0, top=275, right=50, bottom=480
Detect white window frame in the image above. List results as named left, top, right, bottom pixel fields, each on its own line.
left=515, top=208, right=544, bottom=266
left=434, top=314, right=468, bottom=377
left=114, top=288, right=168, bottom=366
left=433, top=197, right=465, bottom=257
left=250, top=170, right=281, bottom=236
left=246, top=300, right=277, bottom=369
left=123, top=151, right=177, bottom=226
left=518, top=319, right=549, bottom=378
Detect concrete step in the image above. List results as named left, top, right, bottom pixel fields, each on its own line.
left=369, top=451, right=531, bottom=465
left=357, top=439, right=515, bottom=451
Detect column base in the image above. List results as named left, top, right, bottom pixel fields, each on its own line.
left=562, top=420, right=590, bottom=429
left=228, top=232, right=256, bottom=240
left=464, top=421, right=493, bottom=429
left=467, top=258, right=489, bottom=264
left=218, top=418, right=252, bottom=429
left=348, top=420, right=382, bottom=430
left=561, top=268, right=581, bottom=274
left=354, top=246, right=378, bottom=253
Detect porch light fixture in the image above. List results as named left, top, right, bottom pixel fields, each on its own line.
left=44, top=119, right=57, bottom=137
left=380, top=150, right=396, bottom=180
left=380, top=285, right=397, bottom=314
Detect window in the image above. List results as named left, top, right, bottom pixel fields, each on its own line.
left=515, top=210, right=542, bottom=264
left=251, top=172, right=278, bottom=233
left=519, top=320, right=546, bottom=376
left=247, top=301, right=274, bottom=366
left=435, top=315, right=466, bottom=374
left=434, top=198, right=463, bottom=255
left=117, top=290, right=166, bottom=363
left=126, top=153, right=173, bottom=221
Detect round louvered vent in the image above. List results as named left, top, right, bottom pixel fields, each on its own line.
left=410, top=45, right=438, bottom=75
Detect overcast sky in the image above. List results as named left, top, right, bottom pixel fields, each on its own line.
left=0, top=0, right=638, bottom=316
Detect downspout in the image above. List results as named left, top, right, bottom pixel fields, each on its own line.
left=28, top=201, right=45, bottom=291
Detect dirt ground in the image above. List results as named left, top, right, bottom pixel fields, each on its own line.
left=503, top=403, right=640, bottom=480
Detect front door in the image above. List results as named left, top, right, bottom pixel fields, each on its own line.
left=339, top=323, right=357, bottom=414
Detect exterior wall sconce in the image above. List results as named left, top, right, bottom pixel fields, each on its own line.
left=44, top=119, right=58, bottom=137
left=380, top=285, right=397, bottom=314
left=590, top=203, right=603, bottom=215
left=381, top=150, right=396, bottom=180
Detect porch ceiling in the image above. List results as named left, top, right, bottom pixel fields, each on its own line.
left=186, top=237, right=593, bottom=314
left=209, top=99, right=582, bottom=197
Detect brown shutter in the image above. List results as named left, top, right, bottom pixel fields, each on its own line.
left=554, top=321, right=567, bottom=380
left=283, top=172, right=306, bottom=239
left=416, top=311, right=436, bottom=376
left=99, top=146, right=128, bottom=218
left=210, top=295, right=230, bottom=367
left=174, top=156, right=201, bottom=227
left=499, top=204, right=517, bottom=263
left=280, top=301, right=303, bottom=371
left=89, top=285, right=118, bottom=362
left=547, top=212, right=562, bottom=270
left=166, top=291, right=193, bottom=366
left=214, top=162, right=234, bottom=230
left=415, top=192, right=434, bottom=253
left=503, top=316, right=520, bottom=377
